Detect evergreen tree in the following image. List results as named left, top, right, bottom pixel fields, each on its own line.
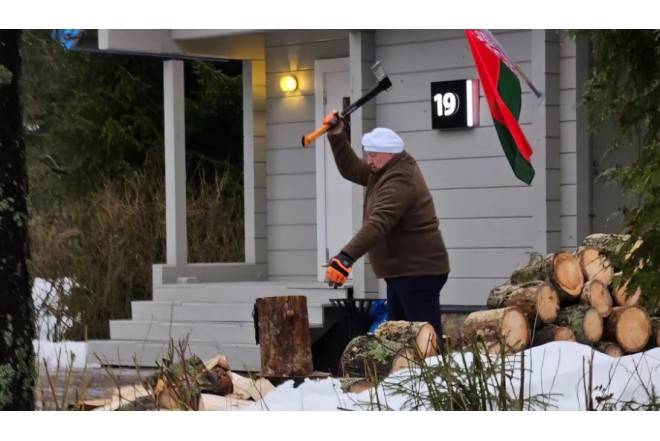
left=573, top=30, right=660, bottom=314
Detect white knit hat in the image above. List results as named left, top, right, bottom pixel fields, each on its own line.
left=362, top=128, right=404, bottom=154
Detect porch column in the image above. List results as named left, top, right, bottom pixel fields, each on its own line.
left=163, top=59, right=187, bottom=265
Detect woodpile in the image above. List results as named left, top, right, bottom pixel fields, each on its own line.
left=84, top=355, right=275, bottom=411
left=462, top=233, right=657, bottom=358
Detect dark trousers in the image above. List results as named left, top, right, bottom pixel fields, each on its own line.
left=385, top=273, right=448, bottom=340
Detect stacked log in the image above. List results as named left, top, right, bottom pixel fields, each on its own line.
left=461, top=307, right=529, bottom=354
left=338, top=320, right=438, bottom=390
left=462, top=234, right=657, bottom=358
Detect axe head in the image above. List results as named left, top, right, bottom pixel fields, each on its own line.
left=371, top=61, right=392, bottom=91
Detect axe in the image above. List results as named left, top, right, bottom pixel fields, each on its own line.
left=301, top=61, right=392, bottom=147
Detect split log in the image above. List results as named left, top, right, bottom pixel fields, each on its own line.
left=339, top=334, right=414, bottom=379
left=602, top=305, right=651, bottom=353
left=593, top=342, right=624, bottom=358
left=254, top=295, right=313, bottom=377
left=555, top=305, right=602, bottom=344
left=580, top=279, right=613, bottom=318
left=612, top=276, right=641, bottom=306
left=461, top=307, right=529, bottom=354
left=574, top=246, right=614, bottom=286
left=510, top=252, right=583, bottom=303
left=487, top=281, right=559, bottom=325
left=373, top=320, right=438, bottom=358
left=531, top=325, right=576, bottom=347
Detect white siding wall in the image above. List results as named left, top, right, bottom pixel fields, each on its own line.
left=264, top=31, right=349, bottom=280
left=374, top=29, right=541, bottom=306
left=260, top=29, right=580, bottom=306
left=558, top=31, right=580, bottom=249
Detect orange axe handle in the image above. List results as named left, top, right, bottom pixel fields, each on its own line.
left=301, top=112, right=339, bottom=147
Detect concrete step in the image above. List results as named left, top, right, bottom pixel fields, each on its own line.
left=109, top=320, right=258, bottom=345
left=152, top=281, right=348, bottom=304
left=131, top=300, right=326, bottom=325
left=87, top=339, right=261, bottom=372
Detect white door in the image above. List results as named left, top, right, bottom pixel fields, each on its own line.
left=315, top=59, right=354, bottom=281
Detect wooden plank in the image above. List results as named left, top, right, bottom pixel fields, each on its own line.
left=441, top=218, right=534, bottom=248
left=419, top=157, right=535, bottom=189
left=268, top=225, right=316, bottom=251
left=268, top=250, right=317, bottom=277
left=267, top=199, right=316, bottom=225
left=267, top=147, right=316, bottom=175
left=267, top=173, right=316, bottom=200
left=432, top=187, right=533, bottom=218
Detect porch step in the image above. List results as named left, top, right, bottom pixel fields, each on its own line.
left=153, top=281, right=346, bottom=304
left=131, top=300, right=325, bottom=325
left=86, top=340, right=261, bottom=372
left=87, top=280, right=351, bottom=369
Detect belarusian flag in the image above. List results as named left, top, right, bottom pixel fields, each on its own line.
left=465, top=29, right=535, bottom=185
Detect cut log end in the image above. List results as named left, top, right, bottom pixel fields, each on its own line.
left=582, top=308, right=603, bottom=342
left=582, top=279, right=613, bottom=318
left=614, top=281, right=641, bottom=306
left=554, top=326, right=577, bottom=342
left=536, top=283, right=560, bottom=323
left=554, top=252, right=584, bottom=296
left=501, top=308, right=529, bottom=352
left=613, top=306, right=651, bottom=352
left=579, top=246, right=614, bottom=286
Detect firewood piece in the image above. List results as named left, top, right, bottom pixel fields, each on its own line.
left=373, top=320, right=438, bottom=358
left=461, top=307, right=529, bottom=354
left=198, top=394, right=254, bottom=411
left=254, top=295, right=313, bottom=377
left=593, top=342, right=624, bottom=358
left=510, top=252, right=584, bottom=303
left=555, top=304, right=602, bottom=344
left=612, top=276, right=641, bottom=306
left=487, top=281, right=559, bottom=325
left=602, top=305, right=651, bottom=353
left=339, top=334, right=415, bottom=379
left=580, top=279, right=613, bottom=318
left=574, top=246, right=614, bottom=286
left=531, top=325, right=576, bottom=347
left=582, top=233, right=641, bottom=272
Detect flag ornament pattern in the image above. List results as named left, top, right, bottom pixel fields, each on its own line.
left=465, top=29, right=535, bottom=185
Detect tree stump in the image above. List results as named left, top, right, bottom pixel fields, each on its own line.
left=531, top=325, right=576, bottom=347
left=339, top=334, right=414, bottom=379
left=487, top=281, right=559, bottom=325
left=510, top=252, right=583, bottom=303
left=373, top=320, right=438, bottom=358
left=602, top=305, right=651, bottom=353
left=555, top=304, right=602, bottom=344
left=593, top=342, right=624, bottom=358
left=461, top=307, right=529, bottom=354
left=254, top=295, right=313, bottom=377
left=580, top=279, right=613, bottom=318
left=574, top=246, right=613, bottom=286
left=612, top=276, right=641, bottom=306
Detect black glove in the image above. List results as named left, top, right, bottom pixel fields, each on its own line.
left=324, top=252, right=354, bottom=289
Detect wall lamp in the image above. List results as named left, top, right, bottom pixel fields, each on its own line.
left=280, top=75, right=298, bottom=92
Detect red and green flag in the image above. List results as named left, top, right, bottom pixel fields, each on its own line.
left=465, top=29, right=535, bottom=185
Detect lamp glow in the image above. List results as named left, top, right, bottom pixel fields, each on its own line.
left=280, top=75, right=298, bottom=92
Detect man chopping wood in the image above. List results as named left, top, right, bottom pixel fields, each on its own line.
left=323, top=114, right=450, bottom=339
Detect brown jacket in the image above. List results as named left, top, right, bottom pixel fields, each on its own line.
left=328, top=132, right=450, bottom=278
